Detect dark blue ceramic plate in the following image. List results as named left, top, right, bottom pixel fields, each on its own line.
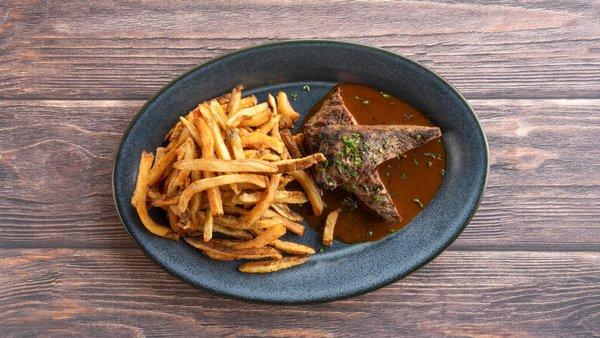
left=113, top=40, right=488, bottom=304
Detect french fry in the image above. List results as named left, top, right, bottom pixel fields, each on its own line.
left=241, top=174, right=282, bottom=226
left=289, top=170, right=324, bottom=216
left=174, top=158, right=277, bottom=173
left=229, top=130, right=245, bottom=160
left=271, top=203, right=304, bottom=222
left=276, top=92, right=300, bottom=129
left=179, top=174, right=268, bottom=212
left=230, top=190, right=308, bottom=205
left=238, top=107, right=272, bottom=127
left=147, top=129, right=189, bottom=186
left=209, top=100, right=230, bottom=133
left=241, top=132, right=286, bottom=154
left=323, top=208, right=341, bottom=247
left=203, top=209, right=213, bottom=242
left=267, top=93, right=278, bottom=114
left=228, top=87, right=242, bottom=117
left=131, top=152, right=179, bottom=240
left=274, top=153, right=326, bottom=172
left=258, top=114, right=281, bottom=134
left=150, top=194, right=179, bottom=207
left=280, top=129, right=304, bottom=158
left=271, top=240, right=315, bottom=255
left=179, top=116, right=203, bottom=148
left=243, top=149, right=282, bottom=161
left=228, top=102, right=269, bottom=127
left=239, top=256, right=309, bottom=273
left=230, top=224, right=286, bottom=249
left=200, top=105, right=233, bottom=161
left=195, top=116, right=224, bottom=216
left=184, top=237, right=282, bottom=260
left=134, top=86, right=336, bottom=273
left=222, top=205, right=304, bottom=235
left=239, top=95, right=258, bottom=108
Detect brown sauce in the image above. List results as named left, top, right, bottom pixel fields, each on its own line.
left=299, top=83, right=446, bottom=243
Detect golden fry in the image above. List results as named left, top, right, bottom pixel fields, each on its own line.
left=271, top=240, right=315, bottom=255
left=184, top=237, right=282, bottom=260
left=241, top=132, right=286, bottom=154
left=231, top=224, right=286, bottom=249
left=174, top=158, right=277, bottom=173
left=289, top=170, right=324, bottom=216
left=239, top=256, right=309, bottom=273
left=228, top=102, right=269, bottom=127
left=203, top=209, right=213, bottom=242
left=209, top=100, right=230, bottom=132
left=178, top=174, right=268, bottom=212
left=195, top=116, right=224, bottom=216
left=276, top=92, right=300, bottom=129
left=258, top=114, right=281, bottom=134
left=239, top=95, right=258, bottom=108
left=274, top=153, right=326, bottom=172
left=228, top=87, right=242, bottom=117
left=280, top=129, right=304, bottom=158
left=241, top=174, right=282, bottom=226
left=323, top=208, right=341, bottom=247
left=131, top=152, right=179, bottom=240
left=239, top=107, right=272, bottom=127
left=229, top=130, right=245, bottom=160
left=230, top=190, right=308, bottom=205
left=271, top=203, right=304, bottom=222
left=267, top=93, right=278, bottom=114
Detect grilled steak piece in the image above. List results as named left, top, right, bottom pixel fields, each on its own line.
left=304, top=87, right=357, bottom=129
left=302, top=88, right=441, bottom=222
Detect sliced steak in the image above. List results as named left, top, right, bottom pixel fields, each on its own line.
left=302, top=88, right=441, bottom=222
left=304, top=87, right=358, bottom=129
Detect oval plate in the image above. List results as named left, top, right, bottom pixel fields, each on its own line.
left=113, top=40, right=488, bottom=303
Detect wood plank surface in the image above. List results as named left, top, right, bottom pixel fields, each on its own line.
left=0, top=0, right=598, bottom=100
left=1, top=0, right=599, bottom=336
left=0, top=249, right=598, bottom=337
left=0, top=99, right=598, bottom=250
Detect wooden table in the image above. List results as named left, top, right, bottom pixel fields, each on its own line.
left=1, top=1, right=598, bottom=336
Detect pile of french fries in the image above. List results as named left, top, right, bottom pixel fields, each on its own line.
left=131, top=85, right=327, bottom=273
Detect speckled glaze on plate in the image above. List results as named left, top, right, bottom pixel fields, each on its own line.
left=112, top=40, right=488, bottom=304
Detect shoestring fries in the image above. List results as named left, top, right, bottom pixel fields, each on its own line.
left=132, top=85, right=326, bottom=273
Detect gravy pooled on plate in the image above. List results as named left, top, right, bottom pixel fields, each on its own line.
left=300, top=83, right=446, bottom=243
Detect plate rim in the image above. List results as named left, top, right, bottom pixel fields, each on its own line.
left=112, top=39, right=489, bottom=304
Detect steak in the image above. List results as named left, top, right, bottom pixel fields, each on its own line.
left=302, top=88, right=441, bottom=222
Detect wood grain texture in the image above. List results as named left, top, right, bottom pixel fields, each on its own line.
left=0, top=249, right=598, bottom=337
left=0, top=99, right=599, bottom=250
left=1, top=0, right=599, bottom=100
left=1, top=1, right=599, bottom=336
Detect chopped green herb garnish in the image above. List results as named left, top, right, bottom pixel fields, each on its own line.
left=437, top=138, right=442, bottom=143
left=440, top=169, right=445, bottom=176
left=413, top=198, right=424, bottom=208
left=367, top=230, right=373, bottom=237
left=381, top=92, right=391, bottom=98
left=404, top=113, right=414, bottom=120
left=319, top=248, right=325, bottom=253
left=373, top=194, right=382, bottom=203
left=400, top=173, right=407, bottom=180
left=362, top=100, right=369, bottom=105
left=290, top=92, right=299, bottom=100
left=388, top=228, right=396, bottom=233
left=414, top=158, right=419, bottom=166
left=424, top=152, right=441, bottom=160
left=427, top=161, right=433, bottom=167
left=302, top=85, right=310, bottom=91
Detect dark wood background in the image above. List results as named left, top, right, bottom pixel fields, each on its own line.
left=1, top=1, right=599, bottom=336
